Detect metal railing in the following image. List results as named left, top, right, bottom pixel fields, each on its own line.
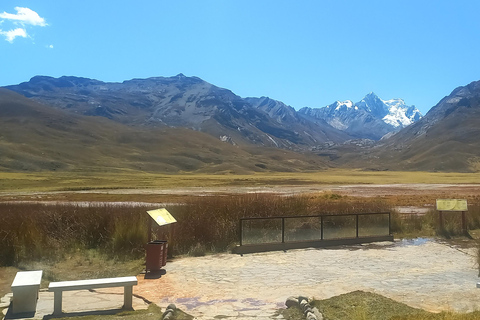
left=239, top=212, right=391, bottom=246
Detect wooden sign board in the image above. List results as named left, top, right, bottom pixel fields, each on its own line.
left=147, top=208, right=177, bottom=226
left=436, top=199, right=468, bottom=212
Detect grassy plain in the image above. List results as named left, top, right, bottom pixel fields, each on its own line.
left=1, top=169, right=480, bottom=194
left=280, top=291, right=480, bottom=320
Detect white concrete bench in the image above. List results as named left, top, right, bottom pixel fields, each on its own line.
left=48, top=276, right=138, bottom=315
left=11, top=270, right=43, bottom=314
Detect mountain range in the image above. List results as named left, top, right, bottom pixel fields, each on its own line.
left=4, top=75, right=419, bottom=148
left=363, top=79, right=480, bottom=172
left=1, top=74, right=480, bottom=172
left=299, top=93, right=422, bottom=140
left=0, top=87, right=327, bottom=173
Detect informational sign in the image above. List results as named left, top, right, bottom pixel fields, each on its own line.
left=147, top=208, right=177, bottom=226
left=436, top=199, right=468, bottom=212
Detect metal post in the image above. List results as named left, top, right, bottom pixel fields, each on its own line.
left=439, top=211, right=444, bottom=230
left=356, top=214, right=359, bottom=238
left=388, top=212, right=391, bottom=235
left=239, top=219, right=243, bottom=246
left=320, top=215, right=324, bottom=240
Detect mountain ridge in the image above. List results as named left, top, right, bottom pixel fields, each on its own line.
left=299, top=92, right=423, bottom=140
left=4, top=75, right=353, bottom=150
left=2, top=77, right=480, bottom=172
left=0, top=88, right=328, bottom=173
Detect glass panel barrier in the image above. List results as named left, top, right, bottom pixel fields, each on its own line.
left=358, top=213, right=390, bottom=237
left=284, top=217, right=322, bottom=242
left=241, top=218, right=282, bottom=245
left=323, top=215, right=356, bottom=240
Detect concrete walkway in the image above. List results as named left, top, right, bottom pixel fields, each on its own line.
left=137, top=239, right=480, bottom=319
left=3, top=239, right=480, bottom=319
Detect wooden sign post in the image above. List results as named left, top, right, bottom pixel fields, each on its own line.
left=436, top=199, right=468, bottom=233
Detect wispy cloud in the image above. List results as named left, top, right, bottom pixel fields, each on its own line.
left=0, top=28, right=27, bottom=43
left=0, top=7, right=47, bottom=43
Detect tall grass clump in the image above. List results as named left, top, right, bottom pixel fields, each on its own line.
left=1, top=194, right=395, bottom=265
left=390, top=200, right=480, bottom=238
left=0, top=203, right=149, bottom=266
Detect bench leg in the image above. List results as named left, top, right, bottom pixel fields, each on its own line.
left=124, top=286, right=133, bottom=310
left=53, top=291, right=62, bottom=315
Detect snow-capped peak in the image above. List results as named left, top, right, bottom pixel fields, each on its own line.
left=382, top=98, right=422, bottom=127
left=333, top=100, right=353, bottom=110
left=298, top=92, right=423, bottom=140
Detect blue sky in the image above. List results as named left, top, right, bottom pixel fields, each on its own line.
left=1, top=1, right=480, bottom=114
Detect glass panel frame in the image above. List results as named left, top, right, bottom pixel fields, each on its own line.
left=284, top=216, right=322, bottom=242
left=358, top=213, right=390, bottom=237
left=322, top=215, right=356, bottom=240
left=241, top=218, right=282, bottom=245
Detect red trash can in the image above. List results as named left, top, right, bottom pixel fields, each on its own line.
left=146, top=240, right=166, bottom=272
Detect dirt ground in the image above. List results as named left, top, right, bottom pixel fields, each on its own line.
left=1, top=183, right=480, bottom=202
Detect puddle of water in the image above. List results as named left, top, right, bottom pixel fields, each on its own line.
left=398, top=237, right=430, bottom=247
left=394, top=206, right=431, bottom=215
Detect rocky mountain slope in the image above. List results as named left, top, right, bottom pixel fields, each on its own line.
left=0, top=88, right=328, bottom=173
left=5, top=75, right=351, bottom=150
left=345, top=80, right=480, bottom=171
left=299, top=93, right=422, bottom=140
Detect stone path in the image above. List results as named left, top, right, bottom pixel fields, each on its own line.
left=136, top=239, right=480, bottom=319
left=3, top=239, right=480, bottom=319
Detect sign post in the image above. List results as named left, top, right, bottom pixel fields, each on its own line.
left=145, top=208, right=177, bottom=272
left=436, top=199, right=468, bottom=233
left=147, top=208, right=177, bottom=242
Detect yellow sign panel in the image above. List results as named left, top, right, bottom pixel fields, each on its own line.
left=147, top=208, right=177, bottom=226
left=436, top=199, right=468, bottom=212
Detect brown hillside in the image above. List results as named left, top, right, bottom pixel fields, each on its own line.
left=346, top=80, right=480, bottom=172
left=0, top=89, right=327, bottom=173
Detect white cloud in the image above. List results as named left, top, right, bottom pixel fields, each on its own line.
left=0, top=27, right=27, bottom=43
left=0, top=7, right=47, bottom=26
left=47, top=44, right=53, bottom=49
left=0, top=7, right=47, bottom=42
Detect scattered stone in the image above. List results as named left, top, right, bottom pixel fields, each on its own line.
left=303, top=306, right=313, bottom=315
left=306, top=311, right=317, bottom=320
left=284, top=296, right=323, bottom=320
left=163, top=304, right=177, bottom=320
left=285, top=296, right=298, bottom=308
left=162, top=308, right=174, bottom=320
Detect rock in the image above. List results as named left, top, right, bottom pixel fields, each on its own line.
left=299, top=299, right=309, bottom=308
left=303, top=306, right=313, bottom=315
left=162, top=308, right=174, bottom=320
left=285, top=296, right=299, bottom=308
left=306, top=311, right=317, bottom=320
left=312, top=307, right=324, bottom=320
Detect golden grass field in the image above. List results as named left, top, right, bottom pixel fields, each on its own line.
left=1, top=169, right=480, bottom=193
